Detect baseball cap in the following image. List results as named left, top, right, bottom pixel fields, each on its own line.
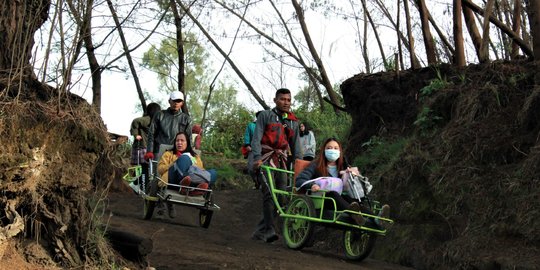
left=169, top=91, right=184, bottom=101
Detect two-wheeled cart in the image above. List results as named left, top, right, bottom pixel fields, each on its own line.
left=260, top=164, right=393, bottom=261
left=123, top=159, right=220, bottom=228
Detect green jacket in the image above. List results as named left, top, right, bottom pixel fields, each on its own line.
left=130, top=115, right=151, bottom=149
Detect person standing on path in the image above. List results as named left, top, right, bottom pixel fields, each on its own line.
left=144, top=91, right=192, bottom=161
left=129, top=102, right=161, bottom=185
left=251, top=88, right=301, bottom=243
left=243, top=111, right=262, bottom=189
left=299, top=122, right=316, bottom=161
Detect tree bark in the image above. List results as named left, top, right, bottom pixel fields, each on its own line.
left=169, top=0, right=189, bottom=115
left=479, top=0, right=495, bottom=63
left=416, top=0, right=436, bottom=65
left=403, top=0, right=420, bottom=68
left=463, top=5, right=483, bottom=61
left=0, top=0, right=50, bottom=87
left=177, top=0, right=269, bottom=110
left=375, top=0, right=421, bottom=69
left=463, top=0, right=532, bottom=57
left=526, top=0, right=540, bottom=59
left=291, top=0, right=340, bottom=112
left=454, top=0, right=466, bottom=66
left=268, top=0, right=324, bottom=109
left=396, top=0, right=404, bottom=70
left=511, top=0, right=522, bottom=59
left=360, top=0, right=388, bottom=69
left=106, top=0, right=146, bottom=113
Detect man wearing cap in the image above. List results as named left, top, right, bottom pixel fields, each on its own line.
left=145, top=91, right=192, bottom=162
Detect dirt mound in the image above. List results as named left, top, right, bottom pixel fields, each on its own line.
left=0, top=99, right=124, bottom=268
left=341, top=60, right=540, bottom=269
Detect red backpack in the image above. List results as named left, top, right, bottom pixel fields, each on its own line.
left=261, top=110, right=297, bottom=150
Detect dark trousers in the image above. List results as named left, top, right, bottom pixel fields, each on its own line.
left=253, top=171, right=286, bottom=237
left=323, top=191, right=351, bottom=211
left=167, top=155, right=217, bottom=186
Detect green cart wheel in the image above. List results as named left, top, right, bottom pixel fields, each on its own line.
left=283, top=195, right=316, bottom=250
left=343, top=229, right=376, bottom=261
left=199, top=209, right=213, bottom=228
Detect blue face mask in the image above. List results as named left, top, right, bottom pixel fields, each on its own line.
left=324, top=149, right=340, bottom=162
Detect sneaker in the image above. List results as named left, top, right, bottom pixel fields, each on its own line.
left=190, top=182, right=209, bottom=196
left=251, top=231, right=265, bottom=241
left=375, top=204, right=391, bottom=229
left=265, top=233, right=279, bottom=243
left=348, top=202, right=366, bottom=226
left=179, top=176, right=191, bottom=195
left=167, top=203, right=176, bottom=219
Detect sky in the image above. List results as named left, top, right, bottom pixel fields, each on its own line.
left=69, top=5, right=373, bottom=136
left=33, top=0, right=454, bottom=137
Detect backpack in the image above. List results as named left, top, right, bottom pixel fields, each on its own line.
left=188, top=165, right=211, bottom=184
left=261, top=109, right=297, bottom=150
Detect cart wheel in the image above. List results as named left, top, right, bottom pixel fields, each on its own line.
left=343, top=229, right=377, bottom=261
left=283, top=195, right=316, bottom=250
left=143, top=180, right=159, bottom=220
left=199, top=209, right=213, bottom=228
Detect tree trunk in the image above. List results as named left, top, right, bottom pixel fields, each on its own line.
left=362, top=8, right=371, bottom=73
left=169, top=0, right=189, bottom=115
left=177, top=0, right=269, bottom=110
left=454, top=0, right=466, bottom=66
left=291, top=0, right=340, bottom=113
left=527, top=0, right=540, bottom=59
left=463, top=0, right=532, bottom=57
left=403, top=0, right=420, bottom=68
left=416, top=0, right=436, bottom=65
left=268, top=0, right=324, bottom=109
left=511, top=0, right=522, bottom=59
left=360, top=0, right=388, bottom=69
left=463, top=6, right=483, bottom=61
left=0, top=0, right=51, bottom=90
left=479, top=0, right=495, bottom=63
left=396, top=0, right=404, bottom=70
left=106, top=0, right=147, bottom=113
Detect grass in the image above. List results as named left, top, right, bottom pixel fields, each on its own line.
left=353, top=136, right=409, bottom=178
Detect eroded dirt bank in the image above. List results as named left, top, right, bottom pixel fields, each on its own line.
left=342, top=61, right=540, bottom=269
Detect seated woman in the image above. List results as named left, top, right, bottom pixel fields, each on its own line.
left=295, top=138, right=366, bottom=225
left=157, top=131, right=217, bottom=195
left=295, top=138, right=390, bottom=228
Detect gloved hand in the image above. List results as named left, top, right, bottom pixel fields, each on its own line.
left=144, top=152, right=154, bottom=161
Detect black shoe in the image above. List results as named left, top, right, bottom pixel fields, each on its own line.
left=348, top=202, right=366, bottom=226
left=251, top=231, right=265, bottom=241
left=167, top=203, right=176, bottom=219
left=265, top=234, right=279, bottom=243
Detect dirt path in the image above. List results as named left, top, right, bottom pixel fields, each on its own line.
left=106, top=189, right=412, bottom=270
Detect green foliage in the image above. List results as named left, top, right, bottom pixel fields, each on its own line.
left=294, top=84, right=318, bottom=112
left=142, top=33, right=211, bottom=122
left=202, top=100, right=252, bottom=158
left=203, top=155, right=253, bottom=190
left=295, top=109, right=352, bottom=151
left=507, top=72, right=527, bottom=87
left=414, top=106, right=442, bottom=135
left=419, top=68, right=450, bottom=99
left=384, top=54, right=397, bottom=71
left=353, top=136, right=408, bottom=175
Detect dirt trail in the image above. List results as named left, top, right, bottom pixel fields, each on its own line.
left=106, top=189, right=412, bottom=270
